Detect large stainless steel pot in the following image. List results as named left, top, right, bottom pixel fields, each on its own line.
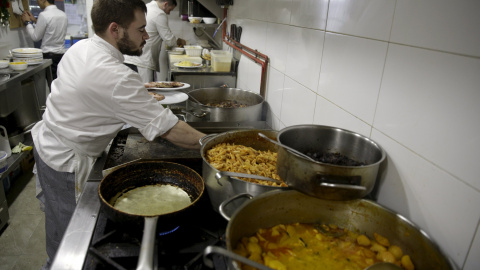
left=200, top=129, right=289, bottom=214
left=204, top=190, right=457, bottom=270
left=186, top=88, right=265, bottom=122
left=276, top=125, right=386, bottom=200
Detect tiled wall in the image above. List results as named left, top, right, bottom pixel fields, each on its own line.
left=228, top=0, right=480, bottom=269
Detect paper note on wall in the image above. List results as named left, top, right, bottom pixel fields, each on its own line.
left=65, top=3, right=82, bottom=25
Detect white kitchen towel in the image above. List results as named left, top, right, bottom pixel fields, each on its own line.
left=11, top=0, right=24, bottom=15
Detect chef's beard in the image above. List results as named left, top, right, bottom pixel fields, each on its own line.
left=118, top=30, right=146, bottom=56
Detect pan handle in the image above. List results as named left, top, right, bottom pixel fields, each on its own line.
left=136, top=216, right=159, bottom=270
left=203, top=246, right=274, bottom=270
left=199, top=133, right=217, bottom=146
left=319, top=182, right=366, bottom=191
left=218, top=193, right=253, bottom=221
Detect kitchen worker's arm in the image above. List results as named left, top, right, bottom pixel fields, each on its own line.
left=161, top=120, right=206, bottom=149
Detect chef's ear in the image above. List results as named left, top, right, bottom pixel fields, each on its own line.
left=108, top=22, right=122, bottom=38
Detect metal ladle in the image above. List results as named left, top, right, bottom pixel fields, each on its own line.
left=258, top=133, right=316, bottom=162
left=215, top=171, right=283, bottom=185
left=186, top=92, right=204, bottom=105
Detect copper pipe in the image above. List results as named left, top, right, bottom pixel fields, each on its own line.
left=221, top=8, right=269, bottom=98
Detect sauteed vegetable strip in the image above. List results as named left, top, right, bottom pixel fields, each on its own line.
left=234, top=223, right=415, bottom=270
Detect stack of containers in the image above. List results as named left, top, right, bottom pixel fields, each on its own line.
left=211, top=50, right=232, bottom=72
left=11, top=48, right=44, bottom=66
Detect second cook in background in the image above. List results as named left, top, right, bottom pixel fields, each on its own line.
left=124, top=0, right=186, bottom=82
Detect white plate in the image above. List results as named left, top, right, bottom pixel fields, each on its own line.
left=13, top=58, right=43, bottom=66
left=147, top=81, right=190, bottom=91
left=13, top=52, right=43, bottom=58
left=173, top=62, right=203, bottom=68
left=11, top=48, right=42, bottom=54
left=150, top=91, right=188, bottom=105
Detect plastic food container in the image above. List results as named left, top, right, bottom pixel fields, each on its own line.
left=0, top=151, right=8, bottom=173
left=184, top=45, right=203, bottom=57
left=211, top=50, right=232, bottom=72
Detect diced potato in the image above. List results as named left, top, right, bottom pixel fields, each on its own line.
left=247, top=241, right=262, bottom=255
left=401, top=255, right=415, bottom=270
left=389, top=245, right=404, bottom=260
left=373, top=233, right=390, bottom=247
left=357, top=235, right=371, bottom=246
left=370, top=242, right=387, bottom=253
left=376, top=251, right=396, bottom=263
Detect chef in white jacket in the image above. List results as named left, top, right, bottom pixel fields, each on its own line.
left=31, top=0, right=205, bottom=268
left=124, top=0, right=186, bottom=81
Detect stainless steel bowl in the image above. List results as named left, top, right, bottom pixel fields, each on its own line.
left=276, top=125, right=386, bottom=200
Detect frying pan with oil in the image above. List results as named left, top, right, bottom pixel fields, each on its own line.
left=98, top=160, right=204, bottom=270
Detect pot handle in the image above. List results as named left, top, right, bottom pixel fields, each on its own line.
left=199, top=133, right=217, bottom=146
left=203, top=246, right=274, bottom=270
left=316, top=173, right=367, bottom=191
left=218, top=193, right=253, bottom=221
left=136, top=216, right=159, bottom=270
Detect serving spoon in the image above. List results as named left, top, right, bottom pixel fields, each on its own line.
left=258, top=133, right=316, bottom=162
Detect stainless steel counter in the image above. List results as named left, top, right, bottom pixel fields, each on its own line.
left=0, top=60, right=53, bottom=117
left=0, top=60, right=53, bottom=91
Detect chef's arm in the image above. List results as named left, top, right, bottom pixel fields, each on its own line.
left=161, top=121, right=206, bottom=149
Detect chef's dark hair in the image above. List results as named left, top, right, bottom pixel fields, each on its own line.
left=91, top=0, right=147, bottom=35
left=46, top=0, right=55, bottom=4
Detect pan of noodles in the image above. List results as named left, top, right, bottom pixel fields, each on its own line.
left=199, top=129, right=289, bottom=215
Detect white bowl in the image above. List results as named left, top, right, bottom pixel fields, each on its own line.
left=0, top=60, right=8, bottom=69
left=9, top=61, right=28, bottom=71
left=188, top=17, right=202, bottom=24
left=202, top=17, right=216, bottom=24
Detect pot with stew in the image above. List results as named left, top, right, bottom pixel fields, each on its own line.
left=204, top=190, right=457, bottom=270
left=186, top=87, right=265, bottom=122
left=275, top=125, right=386, bottom=200
left=98, top=160, right=204, bottom=270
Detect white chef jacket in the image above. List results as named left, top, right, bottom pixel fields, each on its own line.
left=124, top=1, right=178, bottom=71
left=26, top=5, right=67, bottom=54
left=32, top=35, right=178, bottom=199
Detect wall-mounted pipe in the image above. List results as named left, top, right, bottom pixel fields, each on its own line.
left=221, top=8, right=269, bottom=98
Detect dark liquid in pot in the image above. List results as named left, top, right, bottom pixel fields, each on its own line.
left=306, top=152, right=365, bottom=166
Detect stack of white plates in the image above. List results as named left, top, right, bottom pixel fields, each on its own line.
left=11, top=48, right=43, bottom=66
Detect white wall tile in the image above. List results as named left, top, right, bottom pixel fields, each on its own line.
left=285, top=26, right=324, bottom=91
left=236, top=54, right=249, bottom=90
left=464, top=223, right=480, bottom=270
left=372, top=130, right=480, bottom=268
left=235, top=19, right=267, bottom=55
left=374, top=44, right=480, bottom=190
left=265, top=23, right=290, bottom=73
left=318, top=33, right=387, bottom=124
left=326, top=0, right=395, bottom=41
left=280, top=76, right=316, bottom=126
left=290, top=0, right=328, bottom=30
left=391, top=0, right=480, bottom=57
left=246, top=59, right=262, bottom=94
left=266, top=0, right=292, bottom=24
left=266, top=66, right=285, bottom=119
left=313, top=96, right=372, bottom=137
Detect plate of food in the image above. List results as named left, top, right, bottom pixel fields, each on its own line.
left=149, top=90, right=189, bottom=105
left=173, top=61, right=203, bottom=68
left=145, top=81, right=190, bottom=91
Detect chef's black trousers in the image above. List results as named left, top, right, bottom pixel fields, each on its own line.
left=43, top=52, right=64, bottom=80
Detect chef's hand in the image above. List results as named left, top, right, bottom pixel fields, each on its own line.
left=177, top=38, right=186, bottom=47
left=22, top=11, right=36, bottom=23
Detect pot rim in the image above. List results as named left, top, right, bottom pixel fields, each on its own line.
left=278, top=124, right=386, bottom=168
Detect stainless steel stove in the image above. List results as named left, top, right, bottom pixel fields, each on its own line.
left=51, top=121, right=269, bottom=270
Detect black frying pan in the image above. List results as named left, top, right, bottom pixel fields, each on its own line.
left=98, top=160, right=204, bottom=270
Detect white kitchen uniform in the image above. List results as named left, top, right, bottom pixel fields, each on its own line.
left=32, top=34, right=179, bottom=201
left=124, top=1, right=178, bottom=80
left=25, top=5, right=67, bottom=54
